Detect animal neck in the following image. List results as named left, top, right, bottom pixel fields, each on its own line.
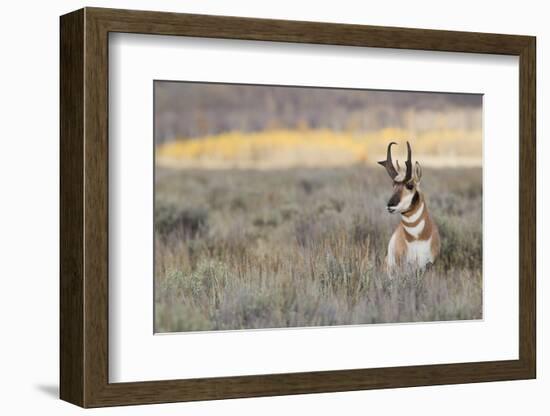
left=400, top=192, right=430, bottom=240
left=401, top=191, right=423, bottom=220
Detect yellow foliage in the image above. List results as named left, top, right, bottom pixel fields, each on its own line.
left=157, top=128, right=481, bottom=169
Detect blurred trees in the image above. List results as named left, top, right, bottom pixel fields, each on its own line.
left=154, top=82, right=482, bottom=144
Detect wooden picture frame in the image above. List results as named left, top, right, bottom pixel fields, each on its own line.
left=60, top=7, right=536, bottom=408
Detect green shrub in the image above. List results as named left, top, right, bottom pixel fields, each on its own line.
left=437, top=216, right=482, bottom=271
left=155, top=203, right=208, bottom=237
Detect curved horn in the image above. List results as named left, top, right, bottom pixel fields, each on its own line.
left=377, top=142, right=398, bottom=179
left=404, top=141, right=413, bottom=182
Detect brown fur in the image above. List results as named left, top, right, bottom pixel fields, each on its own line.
left=389, top=224, right=408, bottom=267
left=383, top=157, right=440, bottom=272
left=387, top=192, right=441, bottom=270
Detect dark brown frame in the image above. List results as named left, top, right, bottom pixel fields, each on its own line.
left=60, top=7, right=536, bottom=408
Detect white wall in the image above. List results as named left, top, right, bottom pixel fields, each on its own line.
left=0, top=0, right=545, bottom=414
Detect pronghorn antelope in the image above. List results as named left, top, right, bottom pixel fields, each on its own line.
left=378, top=141, right=440, bottom=275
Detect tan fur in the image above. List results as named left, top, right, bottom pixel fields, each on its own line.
left=401, top=201, right=425, bottom=227
left=386, top=192, right=440, bottom=273
left=430, top=222, right=441, bottom=259
left=388, top=224, right=408, bottom=267
left=381, top=148, right=440, bottom=274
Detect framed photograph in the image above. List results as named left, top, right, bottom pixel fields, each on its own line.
left=60, top=7, right=536, bottom=407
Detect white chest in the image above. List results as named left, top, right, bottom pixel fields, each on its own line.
left=405, top=237, right=434, bottom=269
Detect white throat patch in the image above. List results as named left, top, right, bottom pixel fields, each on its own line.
left=403, top=219, right=425, bottom=238
left=402, top=202, right=424, bottom=224
left=392, top=191, right=415, bottom=213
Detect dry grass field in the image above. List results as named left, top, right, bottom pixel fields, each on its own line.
left=154, top=164, right=482, bottom=332
left=153, top=82, right=482, bottom=332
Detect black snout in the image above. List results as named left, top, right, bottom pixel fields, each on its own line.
left=386, top=193, right=401, bottom=213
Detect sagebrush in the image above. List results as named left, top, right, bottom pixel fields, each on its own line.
left=155, top=165, right=482, bottom=332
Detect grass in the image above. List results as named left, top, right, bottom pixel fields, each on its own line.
left=154, top=165, right=482, bottom=332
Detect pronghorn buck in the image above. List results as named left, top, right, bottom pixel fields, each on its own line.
left=378, top=141, right=440, bottom=275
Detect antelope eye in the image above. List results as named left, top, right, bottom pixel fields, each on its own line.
left=406, top=183, right=414, bottom=190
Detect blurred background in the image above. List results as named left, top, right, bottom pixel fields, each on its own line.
left=155, top=82, right=482, bottom=169
left=154, top=82, right=483, bottom=332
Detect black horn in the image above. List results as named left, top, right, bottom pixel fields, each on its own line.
left=378, top=142, right=398, bottom=179
left=404, top=141, right=413, bottom=182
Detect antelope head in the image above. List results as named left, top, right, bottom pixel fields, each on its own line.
left=378, top=141, right=423, bottom=214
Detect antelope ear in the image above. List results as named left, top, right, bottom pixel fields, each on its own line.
left=414, top=161, right=422, bottom=183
